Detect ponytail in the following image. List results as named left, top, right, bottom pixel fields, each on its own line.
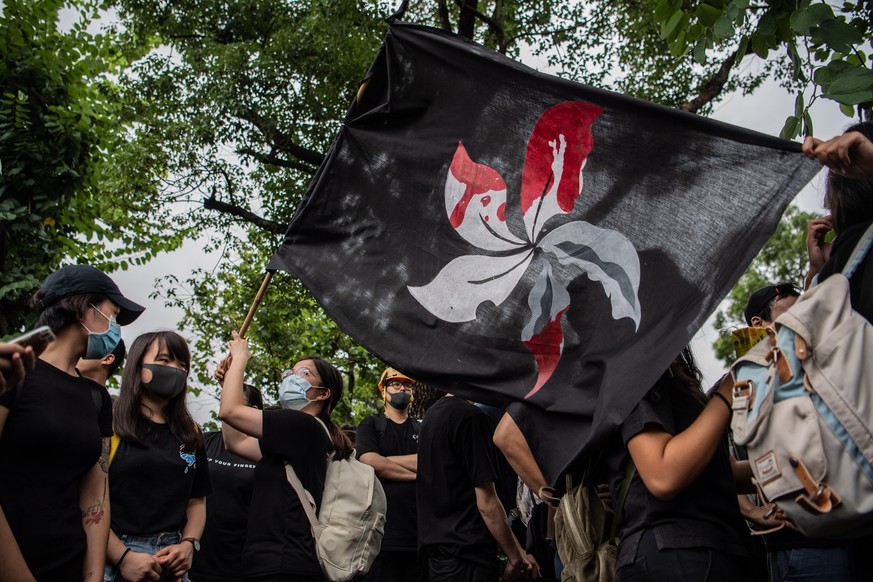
left=309, top=357, right=354, bottom=461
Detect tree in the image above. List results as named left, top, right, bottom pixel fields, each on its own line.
left=652, top=0, right=872, bottom=137
left=0, top=0, right=193, bottom=336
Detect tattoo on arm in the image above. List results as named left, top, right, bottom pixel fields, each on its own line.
left=98, top=438, right=110, bottom=474
left=82, top=478, right=107, bottom=527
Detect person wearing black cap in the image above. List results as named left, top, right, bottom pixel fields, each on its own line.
left=743, top=283, right=800, bottom=329
left=0, top=264, right=144, bottom=581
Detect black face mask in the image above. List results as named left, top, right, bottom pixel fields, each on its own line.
left=387, top=391, right=411, bottom=410
left=142, top=364, right=188, bottom=399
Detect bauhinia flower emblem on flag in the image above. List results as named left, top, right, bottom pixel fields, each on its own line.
left=409, top=102, right=642, bottom=397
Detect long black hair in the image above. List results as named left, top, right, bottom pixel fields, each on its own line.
left=114, top=331, right=202, bottom=451
left=305, top=356, right=354, bottom=461
left=826, top=121, right=873, bottom=234
left=652, top=346, right=707, bottom=405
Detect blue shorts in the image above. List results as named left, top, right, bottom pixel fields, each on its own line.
left=104, top=532, right=187, bottom=582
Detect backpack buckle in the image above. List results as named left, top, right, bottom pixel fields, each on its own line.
left=733, top=380, right=755, bottom=410
left=790, top=456, right=841, bottom=514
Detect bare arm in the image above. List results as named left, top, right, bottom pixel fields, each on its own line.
left=493, top=412, right=549, bottom=494
left=0, top=406, right=36, bottom=582
left=222, top=421, right=262, bottom=463
left=387, top=454, right=417, bottom=473
left=474, top=482, right=539, bottom=580
left=627, top=376, right=733, bottom=501
left=358, top=452, right=416, bottom=481
left=80, top=439, right=111, bottom=581
left=154, top=497, right=205, bottom=576
left=218, top=332, right=263, bottom=440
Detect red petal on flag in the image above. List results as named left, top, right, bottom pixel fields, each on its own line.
left=520, top=102, right=603, bottom=217
left=449, top=142, right=507, bottom=228
left=523, top=307, right=567, bottom=398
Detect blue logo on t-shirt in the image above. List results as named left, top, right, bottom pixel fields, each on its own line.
left=179, top=446, right=196, bottom=474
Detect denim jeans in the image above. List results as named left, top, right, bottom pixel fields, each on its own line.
left=104, top=532, right=187, bottom=582
left=768, top=546, right=851, bottom=582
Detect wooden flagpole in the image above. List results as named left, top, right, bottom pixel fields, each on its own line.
left=239, top=271, right=274, bottom=338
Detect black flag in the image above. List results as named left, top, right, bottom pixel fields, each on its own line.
left=269, top=22, right=820, bottom=482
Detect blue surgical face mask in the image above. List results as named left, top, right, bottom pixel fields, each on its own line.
left=279, top=374, right=315, bottom=411
left=81, top=305, right=121, bottom=360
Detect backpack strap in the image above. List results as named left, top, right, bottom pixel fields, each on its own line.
left=108, top=434, right=121, bottom=466
left=375, top=411, right=387, bottom=439
left=284, top=462, right=319, bottom=531
left=841, top=222, right=873, bottom=279
left=608, top=459, right=637, bottom=542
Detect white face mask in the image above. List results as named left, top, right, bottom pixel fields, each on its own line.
left=278, top=374, right=315, bottom=410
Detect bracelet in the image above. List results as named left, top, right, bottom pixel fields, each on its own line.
left=116, top=547, right=131, bottom=568
left=711, top=392, right=732, bottom=416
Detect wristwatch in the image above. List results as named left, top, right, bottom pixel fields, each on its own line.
left=181, top=537, right=201, bottom=552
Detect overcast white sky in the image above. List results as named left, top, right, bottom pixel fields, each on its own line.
left=93, top=16, right=857, bottom=421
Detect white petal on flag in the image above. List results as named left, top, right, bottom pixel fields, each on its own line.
left=445, top=142, right=527, bottom=251
left=408, top=251, right=533, bottom=323
left=521, top=261, right=570, bottom=342
left=540, top=221, right=642, bottom=329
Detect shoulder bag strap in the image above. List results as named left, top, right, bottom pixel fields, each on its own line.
left=841, top=222, right=873, bottom=279
left=375, top=411, right=387, bottom=439
left=608, top=459, right=637, bottom=542
left=284, top=462, right=319, bottom=530
left=108, top=434, right=121, bottom=466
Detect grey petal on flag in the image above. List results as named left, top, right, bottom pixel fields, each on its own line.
left=540, top=221, right=641, bottom=329
left=521, top=261, right=570, bottom=342
left=408, top=250, right=533, bottom=323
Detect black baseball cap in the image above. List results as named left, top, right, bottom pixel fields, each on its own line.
left=39, top=265, right=145, bottom=325
left=744, top=283, right=800, bottom=326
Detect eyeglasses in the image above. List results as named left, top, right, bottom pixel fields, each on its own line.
left=282, top=367, right=323, bottom=386
left=386, top=380, right=414, bottom=391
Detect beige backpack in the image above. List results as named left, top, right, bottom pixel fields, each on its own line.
left=284, top=418, right=387, bottom=581
left=730, top=223, right=873, bottom=538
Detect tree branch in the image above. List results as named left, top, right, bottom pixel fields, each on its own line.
left=235, top=108, right=325, bottom=167
left=203, top=194, right=287, bottom=235
left=437, top=0, right=452, bottom=32
left=456, top=0, right=478, bottom=39
left=454, top=0, right=503, bottom=40
left=236, top=147, right=318, bottom=174
left=680, top=48, right=741, bottom=113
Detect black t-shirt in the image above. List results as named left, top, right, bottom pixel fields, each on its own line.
left=606, top=382, right=749, bottom=569
left=190, top=431, right=257, bottom=581
left=0, top=359, right=112, bottom=577
left=242, top=409, right=328, bottom=577
left=818, top=220, right=873, bottom=323
left=110, top=419, right=212, bottom=534
left=417, top=397, right=499, bottom=568
left=356, top=412, right=420, bottom=551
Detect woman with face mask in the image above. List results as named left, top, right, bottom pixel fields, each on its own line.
left=219, top=331, right=353, bottom=582
left=104, top=331, right=212, bottom=582
left=0, top=264, right=144, bottom=582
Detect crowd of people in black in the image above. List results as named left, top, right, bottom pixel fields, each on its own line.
left=0, top=125, right=871, bottom=582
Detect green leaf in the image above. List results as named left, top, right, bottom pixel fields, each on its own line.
left=662, top=9, right=685, bottom=41
left=821, top=66, right=873, bottom=105
left=694, top=37, right=708, bottom=65
left=790, top=3, right=835, bottom=35
left=713, top=15, right=735, bottom=39
left=751, top=34, right=769, bottom=59
left=780, top=115, right=800, bottom=140
left=697, top=3, right=723, bottom=27
left=655, top=0, right=676, bottom=25
left=794, top=93, right=804, bottom=118
left=803, top=110, right=814, bottom=137
left=814, top=18, right=864, bottom=54
left=840, top=103, right=856, bottom=117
